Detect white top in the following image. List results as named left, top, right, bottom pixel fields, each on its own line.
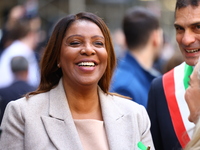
left=74, top=119, right=109, bottom=150
left=0, top=40, right=40, bottom=88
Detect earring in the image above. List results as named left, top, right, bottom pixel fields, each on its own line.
left=57, top=63, right=60, bottom=68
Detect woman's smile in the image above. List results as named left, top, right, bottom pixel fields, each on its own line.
left=59, top=20, right=107, bottom=86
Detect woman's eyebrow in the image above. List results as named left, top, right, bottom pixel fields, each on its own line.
left=91, top=35, right=105, bottom=39
left=66, top=34, right=82, bottom=40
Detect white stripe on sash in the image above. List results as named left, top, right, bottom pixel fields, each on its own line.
left=174, top=62, right=195, bottom=138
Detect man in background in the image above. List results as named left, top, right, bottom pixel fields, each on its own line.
left=110, top=6, right=163, bottom=107
left=0, top=9, right=41, bottom=88
left=0, top=56, right=36, bottom=124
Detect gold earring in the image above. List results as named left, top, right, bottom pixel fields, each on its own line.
left=57, top=63, right=60, bottom=68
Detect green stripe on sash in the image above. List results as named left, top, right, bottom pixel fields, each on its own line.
left=183, top=64, right=193, bottom=89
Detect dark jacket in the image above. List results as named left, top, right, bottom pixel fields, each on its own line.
left=0, top=80, right=36, bottom=124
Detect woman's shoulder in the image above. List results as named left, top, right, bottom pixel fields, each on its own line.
left=107, top=94, right=149, bottom=125
left=110, top=93, right=145, bottom=112
left=7, top=92, right=49, bottom=113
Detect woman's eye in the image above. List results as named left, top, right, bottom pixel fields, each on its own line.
left=69, top=41, right=80, bottom=46
left=94, top=41, right=104, bottom=46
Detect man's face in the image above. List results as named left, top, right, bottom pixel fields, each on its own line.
left=174, top=5, right=200, bottom=66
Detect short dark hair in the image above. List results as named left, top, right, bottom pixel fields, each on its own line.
left=123, top=6, right=159, bottom=50
left=175, top=0, right=200, bottom=10
left=11, top=56, right=28, bottom=73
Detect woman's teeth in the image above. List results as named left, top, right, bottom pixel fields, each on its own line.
left=78, top=62, right=95, bottom=67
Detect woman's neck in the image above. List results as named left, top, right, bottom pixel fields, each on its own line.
left=63, top=82, right=103, bottom=120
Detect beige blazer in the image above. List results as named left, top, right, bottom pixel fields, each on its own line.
left=0, top=79, right=154, bottom=150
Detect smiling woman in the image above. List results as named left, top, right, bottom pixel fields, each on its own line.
left=0, top=12, right=155, bottom=150
left=59, top=19, right=108, bottom=90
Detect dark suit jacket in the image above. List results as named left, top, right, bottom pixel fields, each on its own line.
left=0, top=80, right=36, bottom=123
left=147, top=76, right=182, bottom=150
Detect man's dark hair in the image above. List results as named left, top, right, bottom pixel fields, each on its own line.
left=175, top=0, right=200, bottom=10
left=11, top=56, right=28, bottom=73
left=123, top=6, right=159, bottom=50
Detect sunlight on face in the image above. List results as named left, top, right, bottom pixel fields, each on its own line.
left=59, top=20, right=108, bottom=89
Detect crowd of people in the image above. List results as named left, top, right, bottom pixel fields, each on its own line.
left=1, top=0, right=200, bottom=150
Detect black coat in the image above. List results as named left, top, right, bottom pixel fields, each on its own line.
left=147, top=76, right=182, bottom=150
left=0, top=80, right=36, bottom=124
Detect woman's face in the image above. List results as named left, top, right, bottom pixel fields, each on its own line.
left=185, top=61, right=200, bottom=123
left=59, top=20, right=108, bottom=88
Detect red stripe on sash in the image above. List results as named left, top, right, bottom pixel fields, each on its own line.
left=163, top=69, right=190, bottom=148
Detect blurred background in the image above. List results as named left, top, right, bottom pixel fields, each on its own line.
left=0, top=0, right=185, bottom=124
left=0, top=0, right=176, bottom=42
left=0, top=0, right=182, bottom=73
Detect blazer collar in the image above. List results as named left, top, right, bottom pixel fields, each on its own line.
left=99, top=90, right=133, bottom=149
left=42, top=79, right=131, bottom=150
left=41, top=79, right=83, bottom=150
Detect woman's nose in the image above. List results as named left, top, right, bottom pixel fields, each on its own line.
left=80, top=44, right=95, bottom=55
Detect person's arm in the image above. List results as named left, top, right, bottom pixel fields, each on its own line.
left=0, top=101, right=24, bottom=149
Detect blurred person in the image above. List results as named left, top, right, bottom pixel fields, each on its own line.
left=0, top=56, right=36, bottom=124
left=111, top=28, right=126, bottom=60
left=147, top=0, right=200, bottom=149
left=162, top=48, right=184, bottom=74
left=5, top=5, right=26, bottom=30
left=184, top=58, right=200, bottom=124
left=153, top=34, right=176, bottom=74
left=184, top=119, right=200, bottom=150
left=184, top=59, right=200, bottom=150
left=0, top=15, right=41, bottom=88
left=0, top=5, right=25, bottom=56
left=110, top=6, right=163, bottom=107
left=0, top=12, right=155, bottom=150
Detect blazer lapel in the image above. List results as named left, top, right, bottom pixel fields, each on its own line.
left=41, top=82, right=134, bottom=150
left=99, top=89, right=134, bottom=150
left=41, top=79, right=83, bottom=150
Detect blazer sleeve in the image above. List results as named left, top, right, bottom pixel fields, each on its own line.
left=0, top=100, right=24, bottom=149
left=139, top=105, right=155, bottom=150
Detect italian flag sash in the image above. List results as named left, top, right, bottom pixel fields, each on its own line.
left=163, top=62, right=194, bottom=148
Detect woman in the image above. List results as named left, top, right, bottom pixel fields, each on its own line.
left=0, top=12, right=154, bottom=150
